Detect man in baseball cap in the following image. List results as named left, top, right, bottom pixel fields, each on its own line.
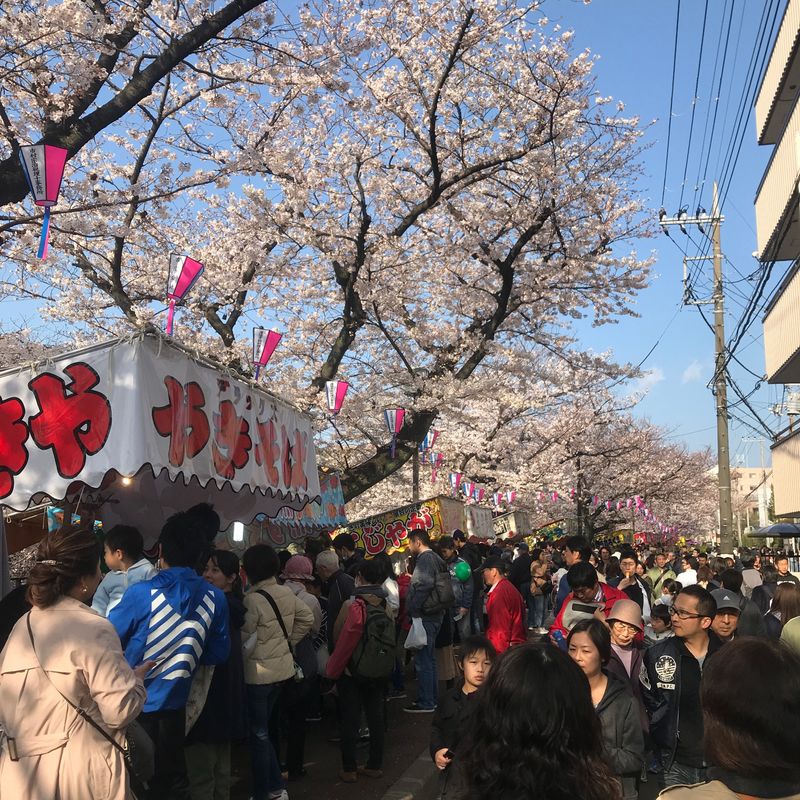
left=710, top=588, right=741, bottom=643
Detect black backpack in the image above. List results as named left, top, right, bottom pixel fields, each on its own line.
left=349, top=599, right=397, bottom=679
left=421, top=557, right=456, bottom=615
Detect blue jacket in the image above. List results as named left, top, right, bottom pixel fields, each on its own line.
left=91, top=558, right=158, bottom=617
left=110, top=567, right=230, bottom=712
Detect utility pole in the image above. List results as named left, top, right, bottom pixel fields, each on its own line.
left=712, top=183, right=734, bottom=554
left=659, top=181, right=733, bottom=553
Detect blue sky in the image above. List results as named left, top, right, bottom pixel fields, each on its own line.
left=553, top=0, right=784, bottom=467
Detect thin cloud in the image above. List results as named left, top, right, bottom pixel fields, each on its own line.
left=632, top=367, right=665, bottom=396
left=682, top=359, right=704, bottom=384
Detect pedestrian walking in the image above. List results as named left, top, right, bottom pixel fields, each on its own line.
left=241, top=544, right=314, bottom=800
left=110, top=511, right=231, bottom=799
left=568, top=619, right=644, bottom=800
left=326, top=558, right=396, bottom=783
left=404, top=529, right=451, bottom=713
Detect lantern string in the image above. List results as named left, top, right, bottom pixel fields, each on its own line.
left=37, top=207, right=51, bottom=260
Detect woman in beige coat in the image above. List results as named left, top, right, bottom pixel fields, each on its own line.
left=241, top=544, right=314, bottom=800
left=0, top=527, right=149, bottom=800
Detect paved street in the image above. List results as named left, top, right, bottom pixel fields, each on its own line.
left=229, top=681, right=436, bottom=800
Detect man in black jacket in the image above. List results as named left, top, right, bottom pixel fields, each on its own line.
left=640, top=584, right=722, bottom=788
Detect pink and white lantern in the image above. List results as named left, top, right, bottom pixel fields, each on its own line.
left=384, top=408, right=406, bottom=458
left=166, top=254, right=204, bottom=336
left=19, top=144, right=69, bottom=259
left=325, top=380, right=350, bottom=416
left=252, top=328, right=282, bottom=380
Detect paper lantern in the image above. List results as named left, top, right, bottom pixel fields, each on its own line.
left=626, top=498, right=633, bottom=509
left=569, top=488, right=576, bottom=500
left=419, top=430, right=440, bottom=452
left=605, top=500, right=612, bottom=511
left=454, top=561, right=472, bottom=582
left=616, top=500, right=624, bottom=511
left=430, top=453, right=444, bottom=484
left=325, top=380, right=350, bottom=415
left=506, top=490, right=517, bottom=505
left=166, top=254, right=204, bottom=335
left=19, top=144, right=69, bottom=259
left=252, top=328, right=282, bottom=380
left=493, top=492, right=504, bottom=507
left=449, top=472, right=463, bottom=494
left=384, top=408, right=405, bottom=458
left=551, top=491, right=559, bottom=503
left=592, top=495, right=600, bottom=506
left=462, top=481, right=475, bottom=498
left=476, top=487, right=486, bottom=502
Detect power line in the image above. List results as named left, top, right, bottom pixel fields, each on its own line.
left=661, top=0, right=682, bottom=207
left=678, top=0, right=710, bottom=211
left=693, top=0, right=735, bottom=209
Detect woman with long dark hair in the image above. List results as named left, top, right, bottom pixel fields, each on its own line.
left=764, top=583, right=800, bottom=639
left=460, top=642, right=622, bottom=800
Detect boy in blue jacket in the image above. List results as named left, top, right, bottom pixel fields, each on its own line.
left=110, top=509, right=230, bottom=800
left=92, top=524, right=157, bottom=616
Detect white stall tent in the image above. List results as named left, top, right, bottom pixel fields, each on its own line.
left=0, top=334, right=321, bottom=545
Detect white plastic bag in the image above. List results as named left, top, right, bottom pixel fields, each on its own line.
left=404, top=616, right=427, bottom=650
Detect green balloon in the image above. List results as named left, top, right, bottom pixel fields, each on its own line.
left=454, top=561, right=472, bottom=582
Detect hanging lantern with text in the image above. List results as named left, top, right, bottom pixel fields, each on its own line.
left=19, top=144, right=69, bottom=259
left=430, top=453, right=444, bottom=483
left=384, top=408, right=406, bottom=458
left=449, top=472, right=463, bottom=495
left=419, top=429, right=440, bottom=453
left=252, top=328, right=282, bottom=380
left=325, top=380, right=350, bottom=416
left=166, top=254, right=204, bottom=336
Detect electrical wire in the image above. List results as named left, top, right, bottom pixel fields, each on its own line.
left=661, top=0, right=682, bottom=207
left=678, top=0, right=710, bottom=211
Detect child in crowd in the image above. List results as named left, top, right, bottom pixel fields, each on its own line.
left=91, top=524, right=157, bottom=616
left=430, top=636, right=497, bottom=798
left=654, top=578, right=681, bottom=607
left=644, top=603, right=673, bottom=647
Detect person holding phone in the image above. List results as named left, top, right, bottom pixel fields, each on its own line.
left=430, top=636, right=497, bottom=798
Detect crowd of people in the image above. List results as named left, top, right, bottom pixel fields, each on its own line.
left=1, top=514, right=800, bottom=800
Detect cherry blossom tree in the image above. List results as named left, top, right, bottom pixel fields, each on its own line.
left=1, top=0, right=653, bottom=501
left=0, top=0, right=284, bottom=206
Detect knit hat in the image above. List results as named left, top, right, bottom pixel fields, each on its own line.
left=282, top=555, right=314, bottom=582
left=607, top=599, right=644, bottom=631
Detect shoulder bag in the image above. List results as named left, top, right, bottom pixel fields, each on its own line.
left=25, top=613, right=154, bottom=798
left=254, top=590, right=317, bottom=682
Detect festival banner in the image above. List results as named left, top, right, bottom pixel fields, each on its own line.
left=0, top=334, right=321, bottom=535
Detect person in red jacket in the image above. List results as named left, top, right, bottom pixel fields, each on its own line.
left=482, top=556, right=527, bottom=653
left=550, top=561, right=627, bottom=640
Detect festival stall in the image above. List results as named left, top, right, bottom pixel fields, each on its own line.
left=0, top=333, right=321, bottom=552
left=219, top=471, right=348, bottom=552
left=339, top=495, right=494, bottom=556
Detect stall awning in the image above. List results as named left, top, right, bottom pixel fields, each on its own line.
left=0, top=334, right=320, bottom=539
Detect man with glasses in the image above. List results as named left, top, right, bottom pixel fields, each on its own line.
left=640, top=585, right=722, bottom=788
